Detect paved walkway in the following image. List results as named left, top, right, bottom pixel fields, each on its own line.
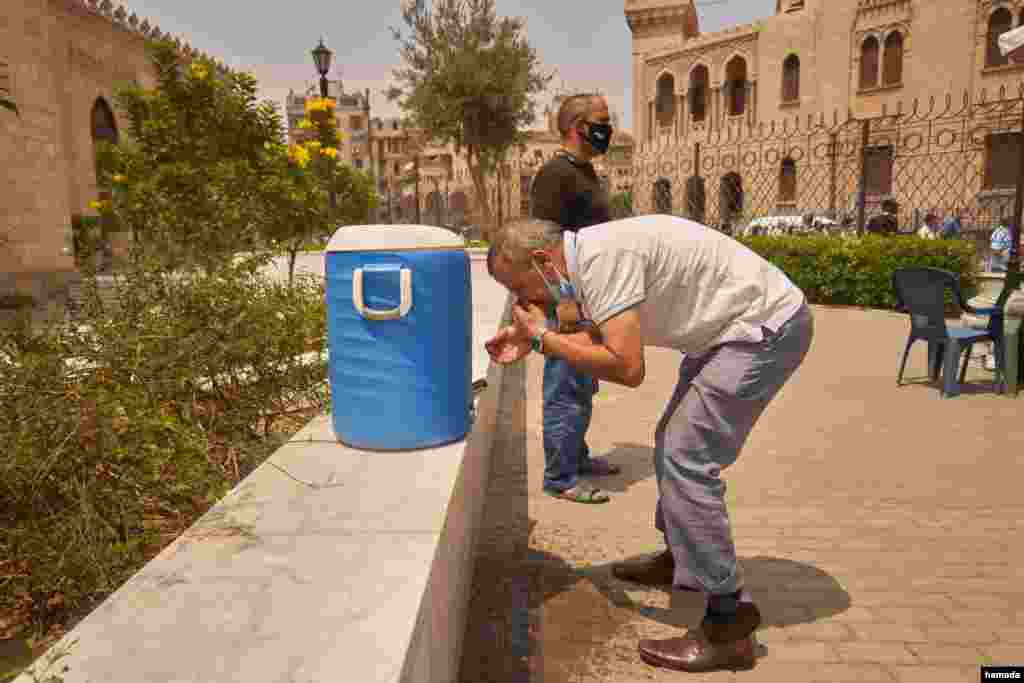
left=462, top=304, right=1023, bottom=683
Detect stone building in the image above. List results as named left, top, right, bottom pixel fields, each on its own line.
left=626, top=0, right=1024, bottom=230
left=1, top=0, right=225, bottom=315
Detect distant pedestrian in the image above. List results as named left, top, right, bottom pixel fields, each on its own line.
left=916, top=212, right=940, bottom=240
left=486, top=214, right=813, bottom=672
left=865, top=198, right=899, bottom=236
left=990, top=224, right=1012, bottom=272
left=939, top=216, right=961, bottom=240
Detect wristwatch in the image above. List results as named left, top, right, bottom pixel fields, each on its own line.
left=530, top=327, right=549, bottom=354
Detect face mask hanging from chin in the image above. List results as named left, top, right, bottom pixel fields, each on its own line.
left=532, top=260, right=584, bottom=333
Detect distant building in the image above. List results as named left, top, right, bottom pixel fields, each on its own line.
left=626, top=0, right=1024, bottom=228
left=1, top=0, right=226, bottom=317
left=285, top=80, right=371, bottom=171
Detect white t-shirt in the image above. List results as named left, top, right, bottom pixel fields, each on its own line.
left=564, top=215, right=806, bottom=355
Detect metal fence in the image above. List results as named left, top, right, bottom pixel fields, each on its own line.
left=632, top=85, right=1024, bottom=254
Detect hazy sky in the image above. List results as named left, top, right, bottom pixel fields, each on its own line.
left=116, top=0, right=775, bottom=132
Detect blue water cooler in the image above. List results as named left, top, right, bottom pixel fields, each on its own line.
left=325, top=225, right=472, bottom=450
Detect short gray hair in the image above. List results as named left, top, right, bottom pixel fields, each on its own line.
left=490, top=218, right=563, bottom=270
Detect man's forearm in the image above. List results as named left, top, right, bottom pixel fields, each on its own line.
left=539, top=328, right=635, bottom=386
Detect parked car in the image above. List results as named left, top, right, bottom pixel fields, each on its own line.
left=738, top=214, right=838, bottom=237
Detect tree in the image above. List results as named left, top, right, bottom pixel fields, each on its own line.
left=259, top=96, right=377, bottom=285
left=610, top=191, right=634, bottom=219
left=386, top=0, right=551, bottom=237
left=94, top=39, right=376, bottom=278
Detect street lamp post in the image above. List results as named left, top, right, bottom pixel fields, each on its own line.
left=311, top=38, right=336, bottom=212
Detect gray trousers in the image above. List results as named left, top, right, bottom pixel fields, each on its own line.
left=654, top=303, right=814, bottom=596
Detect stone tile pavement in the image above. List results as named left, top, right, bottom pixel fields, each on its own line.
left=463, top=304, right=1024, bottom=683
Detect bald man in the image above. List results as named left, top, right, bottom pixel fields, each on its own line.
left=529, top=93, right=618, bottom=504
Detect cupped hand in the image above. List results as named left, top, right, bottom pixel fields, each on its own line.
left=511, top=301, right=547, bottom=337
left=484, top=325, right=531, bottom=364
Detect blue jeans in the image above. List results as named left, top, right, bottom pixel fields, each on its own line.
left=542, top=340, right=598, bottom=493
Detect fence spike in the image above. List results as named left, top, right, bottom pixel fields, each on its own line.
left=128, top=12, right=138, bottom=28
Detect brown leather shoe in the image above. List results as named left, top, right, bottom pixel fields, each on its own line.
left=639, top=629, right=756, bottom=672
left=701, top=602, right=762, bottom=643
left=611, top=550, right=675, bottom=585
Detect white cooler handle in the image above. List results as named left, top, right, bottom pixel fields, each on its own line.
left=352, top=267, right=413, bottom=320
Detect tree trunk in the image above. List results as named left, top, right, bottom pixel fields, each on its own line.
left=466, top=146, right=494, bottom=239
left=288, top=248, right=298, bottom=287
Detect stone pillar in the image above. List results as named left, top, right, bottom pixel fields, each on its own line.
left=749, top=81, right=757, bottom=126
left=676, top=94, right=685, bottom=140
left=648, top=101, right=654, bottom=144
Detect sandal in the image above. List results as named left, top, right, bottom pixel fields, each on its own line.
left=545, top=483, right=610, bottom=504
left=580, top=456, right=621, bottom=476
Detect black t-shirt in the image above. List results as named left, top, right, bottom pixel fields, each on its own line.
left=529, top=153, right=611, bottom=230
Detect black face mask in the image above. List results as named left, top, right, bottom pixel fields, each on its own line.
left=581, top=121, right=613, bottom=155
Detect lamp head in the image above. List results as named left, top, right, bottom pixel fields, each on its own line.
left=311, top=38, right=332, bottom=77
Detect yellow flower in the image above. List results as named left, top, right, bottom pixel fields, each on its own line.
left=298, top=119, right=313, bottom=130
left=322, top=147, right=338, bottom=159
left=189, top=63, right=209, bottom=80
left=112, top=174, right=126, bottom=183
left=288, top=145, right=310, bottom=168
left=88, top=200, right=103, bottom=211
left=306, top=140, right=322, bottom=150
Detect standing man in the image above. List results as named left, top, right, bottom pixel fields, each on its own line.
left=485, top=215, right=814, bottom=672
left=916, top=212, right=940, bottom=239
left=865, top=197, right=900, bottom=236
left=528, top=93, right=619, bottom=504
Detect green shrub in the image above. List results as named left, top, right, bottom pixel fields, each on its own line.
left=737, top=234, right=978, bottom=309
left=0, top=255, right=327, bottom=643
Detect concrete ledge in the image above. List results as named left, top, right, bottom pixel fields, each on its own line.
left=16, top=266, right=513, bottom=683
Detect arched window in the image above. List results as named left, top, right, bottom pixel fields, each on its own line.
left=725, top=57, right=748, bottom=116
left=860, top=36, right=880, bottom=90
left=988, top=8, right=1013, bottom=68
left=720, top=173, right=744, bottom=225
left=689, top=65, right=709, bottom=122
left=91, top=98, right=119, bottom=145
left=656, top=73, right=676, bottom=127
left=653, top=177, right=672, bottom=214
left=782, top=54, right=800, bottom=103
left=779, top=158, right=797, bottom=203
left=883, top=31, right=904, bottom=85
left=686, top=175, right=706, bottom=223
